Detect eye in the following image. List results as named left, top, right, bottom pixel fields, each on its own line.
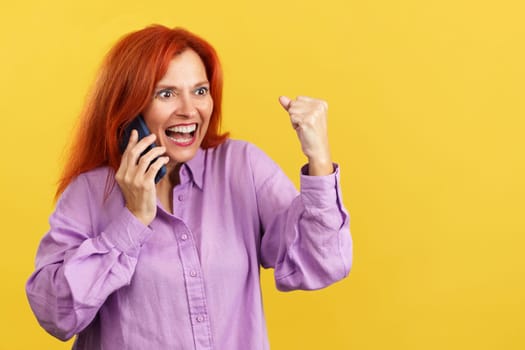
left=195, top=87, right=209, bottom=96
left=155, top=89, right=176, bottom=100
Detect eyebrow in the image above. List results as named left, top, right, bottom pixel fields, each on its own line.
left=155, top=81, right=210, bottom=90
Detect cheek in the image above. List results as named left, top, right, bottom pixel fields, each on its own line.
left=199, top=101, right=213, bottom=123
left=142, top=105, right=165, bottom=127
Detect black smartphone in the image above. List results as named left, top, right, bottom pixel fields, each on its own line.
left=119, top=115, right=167, bottom=184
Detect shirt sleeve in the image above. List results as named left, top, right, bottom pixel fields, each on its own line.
left=25, top=174, right=152, bottom=341
left=249, top=145, right=353, bottom=291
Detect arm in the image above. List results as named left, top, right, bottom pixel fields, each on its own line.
left=250, top=147, right=352, bottom=291
left=26, top=125, right=167, bottom=340
left=26, top=174, right=152, bottom=341
left=257, top=96, right=352, bottom=290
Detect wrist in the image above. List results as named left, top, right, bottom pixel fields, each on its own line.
left=307, top=157, right=334, bottom=176
left=127, top=206, right=154, bottom=226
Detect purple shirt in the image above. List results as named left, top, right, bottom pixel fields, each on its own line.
left=26, top=139, right=352, bottom=349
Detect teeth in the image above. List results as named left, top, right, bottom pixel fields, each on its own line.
left=167, top=124, right=197, bottom=133
left=170, top=137, right=192, bottom=143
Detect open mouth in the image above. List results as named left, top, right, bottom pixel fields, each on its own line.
left=165, top=123, right=198, bottom=145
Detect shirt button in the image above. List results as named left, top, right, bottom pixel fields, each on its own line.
left=190, top=270, right=197, bottom=277
left=181, top=234, right=188, bottom=241
left=178, top=195, right=184, bottom=201
left=196, top=315, right=205, bottom=323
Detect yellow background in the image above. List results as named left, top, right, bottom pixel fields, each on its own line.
left=1, top=0, right=524, bottom=349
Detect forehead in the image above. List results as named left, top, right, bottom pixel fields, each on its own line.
left=158, top=49, right=208, bottom=85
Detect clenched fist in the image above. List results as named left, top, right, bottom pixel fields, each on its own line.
left=279, top=96, right=334, bottom=176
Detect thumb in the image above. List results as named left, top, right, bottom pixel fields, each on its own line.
left=278, top=96, right=292, bottom=111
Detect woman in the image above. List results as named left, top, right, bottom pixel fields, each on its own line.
left=26, top=25, right=352, bottom=349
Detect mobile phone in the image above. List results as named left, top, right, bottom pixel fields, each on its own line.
left=119, top=115, right=167, bottom=184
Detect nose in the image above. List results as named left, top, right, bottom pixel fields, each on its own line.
left=175, top=93, right=197, bottom=118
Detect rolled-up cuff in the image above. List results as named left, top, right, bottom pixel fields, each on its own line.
left=101, top=208, right=153, bottom=256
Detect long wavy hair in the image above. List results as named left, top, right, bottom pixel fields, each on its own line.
left=56, top=25, right=228, bottom=199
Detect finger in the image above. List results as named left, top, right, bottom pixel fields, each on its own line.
left=289, top=115, right=301, bottom=130
left=286, top=99, right=313, bottom=114
left=126, top=134, right=157, bottom=166
left=117, top=130, right=139, bottom=179
left=144, top=156, right=170, bottom=182
left=134, top=133, right=157, bottom=153
left=296, top=95, right=314, bottom=102
left=135, top=146, right=167, bottom=175
left=290, top=105, right=328, bottom=122
left=278, top=96, right=292, bottom=111
left=127, top=129, right=139, bottom=149
left=291, top=97, right=328, bottom=111
left=122, top=129, right=139, bottom=160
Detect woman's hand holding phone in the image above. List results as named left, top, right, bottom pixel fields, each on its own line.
left=115, top=130, right=170, bottom=226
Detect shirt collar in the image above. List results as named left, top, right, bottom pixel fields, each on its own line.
left=183, top=147, right=205, bottom=190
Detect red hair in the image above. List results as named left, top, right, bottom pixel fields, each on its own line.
left=56, top=25, right=228, bottom=199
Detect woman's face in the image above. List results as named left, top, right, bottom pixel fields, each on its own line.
left=142, top=49, right=213, bottom=170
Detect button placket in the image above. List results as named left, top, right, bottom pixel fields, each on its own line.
left=174, top=222, right=212, bottom=349
left=171, top=174, right=191, bottom=218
